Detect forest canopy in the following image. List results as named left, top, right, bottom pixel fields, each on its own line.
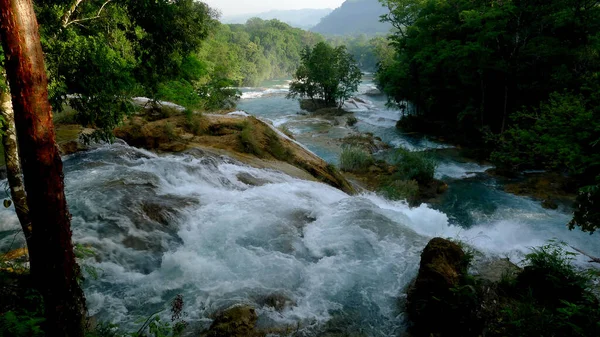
left=377, top=0, right=600, bottom=232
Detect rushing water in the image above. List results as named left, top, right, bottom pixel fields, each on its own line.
left=0, top=78, right=598, bottom=336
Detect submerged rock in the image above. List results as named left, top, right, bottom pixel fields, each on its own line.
left=203, top=304, right=258, bottom=337
left=236, top=172, right=271, bottom=187
left=365, top=88, right=382, bottom=96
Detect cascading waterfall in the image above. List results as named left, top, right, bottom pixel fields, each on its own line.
left=0, top=79, right=597, bottom=335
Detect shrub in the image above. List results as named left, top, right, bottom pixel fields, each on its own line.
left=239, top=121, right=262, bottom=156
left=517, top=241, right=590, bottom=304
left=391, top=148, right=437, bottom=184
left=379, top=179, right=419, bottom=201
left=339, top=146, right=374, bottom=173
left=346, top=115, right=358, bottom=127
left=278, top=125, right=294, bottom=139
left=265, top=127, right=292, bottom=161
left=163, top=122, right=177, bottom=141
left=183, top=110, right=207, bottom=136
left=493, top=241, right=600, bottom=337
left=196, top=78, right=240, bottom=111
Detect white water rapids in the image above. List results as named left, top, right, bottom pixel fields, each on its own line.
left=0, top=79, right=598, bottom=335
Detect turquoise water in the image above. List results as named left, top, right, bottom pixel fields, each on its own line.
left=0, top=80, right=596, bottom=336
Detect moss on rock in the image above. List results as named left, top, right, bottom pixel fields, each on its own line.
left=203, top=305, right=258, bottom=337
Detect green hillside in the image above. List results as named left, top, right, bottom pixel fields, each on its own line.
left=311, top=0, right=392, bottom=36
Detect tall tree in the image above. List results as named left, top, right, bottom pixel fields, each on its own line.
left=288, top=42, right=362, bottom=108
left=0, top=70, right=31, bottom=240
left=0, top=1, right=87, bottom=336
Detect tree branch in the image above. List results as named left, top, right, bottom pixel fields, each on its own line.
left=571, top=246, right=600, bottom=264
left=63, top=0, right=113, bottom=28
left=62, top=0, right=84, bottom=28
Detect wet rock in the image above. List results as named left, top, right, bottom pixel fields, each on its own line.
left=236, top=172, right=270, bottom=187
left=256, top=293, right=296, bottom=312
left=474, top=258, right=521, bottom=283
left=58, top=139, right=89, bottom=155
left=502, top=172, right=577, bottom=209
left=365, top=88, right=382, bottom=96
left=203, top=304, right=258, bottom=337
left=407, top=237, right=471, bottom=336
left=541, top=199, right=559, bottom=210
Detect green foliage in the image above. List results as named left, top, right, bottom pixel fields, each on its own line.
left=163, top=123, right=177, bottom=141
left=520, top=241, right=590, bottom=301
left=389, top=148, right=436, bottom=184
left=346, top=115, right=358, bottom=127
left=494, top=241, right=600, bottom=337
left=183, top=111, right=207, bottom=136
left=195, top=78, right=240, bottom=111
left=569, top=180, right=600, bottom=234
left=378, top=0, right=600, bottom=231
left=328, top=35, right=393, bottom=72
left=379, top=179, right=419, bottom=201
left=264, top=127, right=292, bottom=161
left=339, top=146, right=374, bottom=173
left=0, top=290, right=45, bottom=337
left=0, top=311, right=44, bottom=337
left=85, top=295, right=188, bottom=337
left=288, top=42, right=363, bottom=108
left=239, top=121, right=262, bottom=156
left=492, top=92, right=600, bottom=175
left=278, top=125, right=294, bottom=139
left=156, top=80, right=203, bottom=110
left=197, top=19, right=323, bottom=87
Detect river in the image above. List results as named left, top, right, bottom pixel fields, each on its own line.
left=0, top=78, right=598, bottom=336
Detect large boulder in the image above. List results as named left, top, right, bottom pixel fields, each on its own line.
left=203, top=304, right=258, bottom=337
left=407, top=237, right=473, bottom=336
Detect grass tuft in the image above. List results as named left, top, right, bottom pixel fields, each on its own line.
left=339, top=146, right=374, bottom=173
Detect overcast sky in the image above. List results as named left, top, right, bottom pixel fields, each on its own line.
left=204, top=0, right=346, bottom=17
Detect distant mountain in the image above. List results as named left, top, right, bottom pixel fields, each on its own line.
left=222, top=8, right=333, bottom=30
left=311, top=0, right=392, bottom=36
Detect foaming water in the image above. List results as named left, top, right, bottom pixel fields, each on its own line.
left=59, top=144, right=439, bottom=335
left=0, top=143, right=598, bottom=335
left=1, top=79, right=597, bottom=335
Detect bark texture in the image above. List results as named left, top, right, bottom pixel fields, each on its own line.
left=0, top=1, right=87, bottom=336
left=0, top=73, right=32, bottom=240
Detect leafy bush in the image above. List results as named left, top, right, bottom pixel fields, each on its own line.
left=196, top=78, right=240, bottom=111
left=379, top=179, right=419, bottom=201
left=390, top=148, right=436, bottom=184
left=157, top=80, right=203, bottom=110
left=491, top=92, right=600, bottom=175
left=346, top=115, right=358, bottom=127
left=85, top=295, right=188, bottom=337
left=494, top=241, right=600, bottom=337
left=569, top=180, right=600, bottom=233
left=0, top=311, right=44, bottom=337
left=518, top=241, right=590, bottom=304
left=183, top=110, right=207, bottom=136
left=163, top=122, right=177, bottom=141
left=339, top=146, right=374, bottom=173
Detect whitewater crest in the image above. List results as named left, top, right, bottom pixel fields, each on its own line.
left=48, top=143, right=450, bottom=335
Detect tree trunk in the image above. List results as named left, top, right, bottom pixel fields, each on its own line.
left=0, top=72, right=32, bottom=240
left=0, top=1, right=87, bottom=336
left=501, top=83, right=508, bottom=134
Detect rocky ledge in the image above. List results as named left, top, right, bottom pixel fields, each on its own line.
left=113, top=111, right=355, bottom=194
